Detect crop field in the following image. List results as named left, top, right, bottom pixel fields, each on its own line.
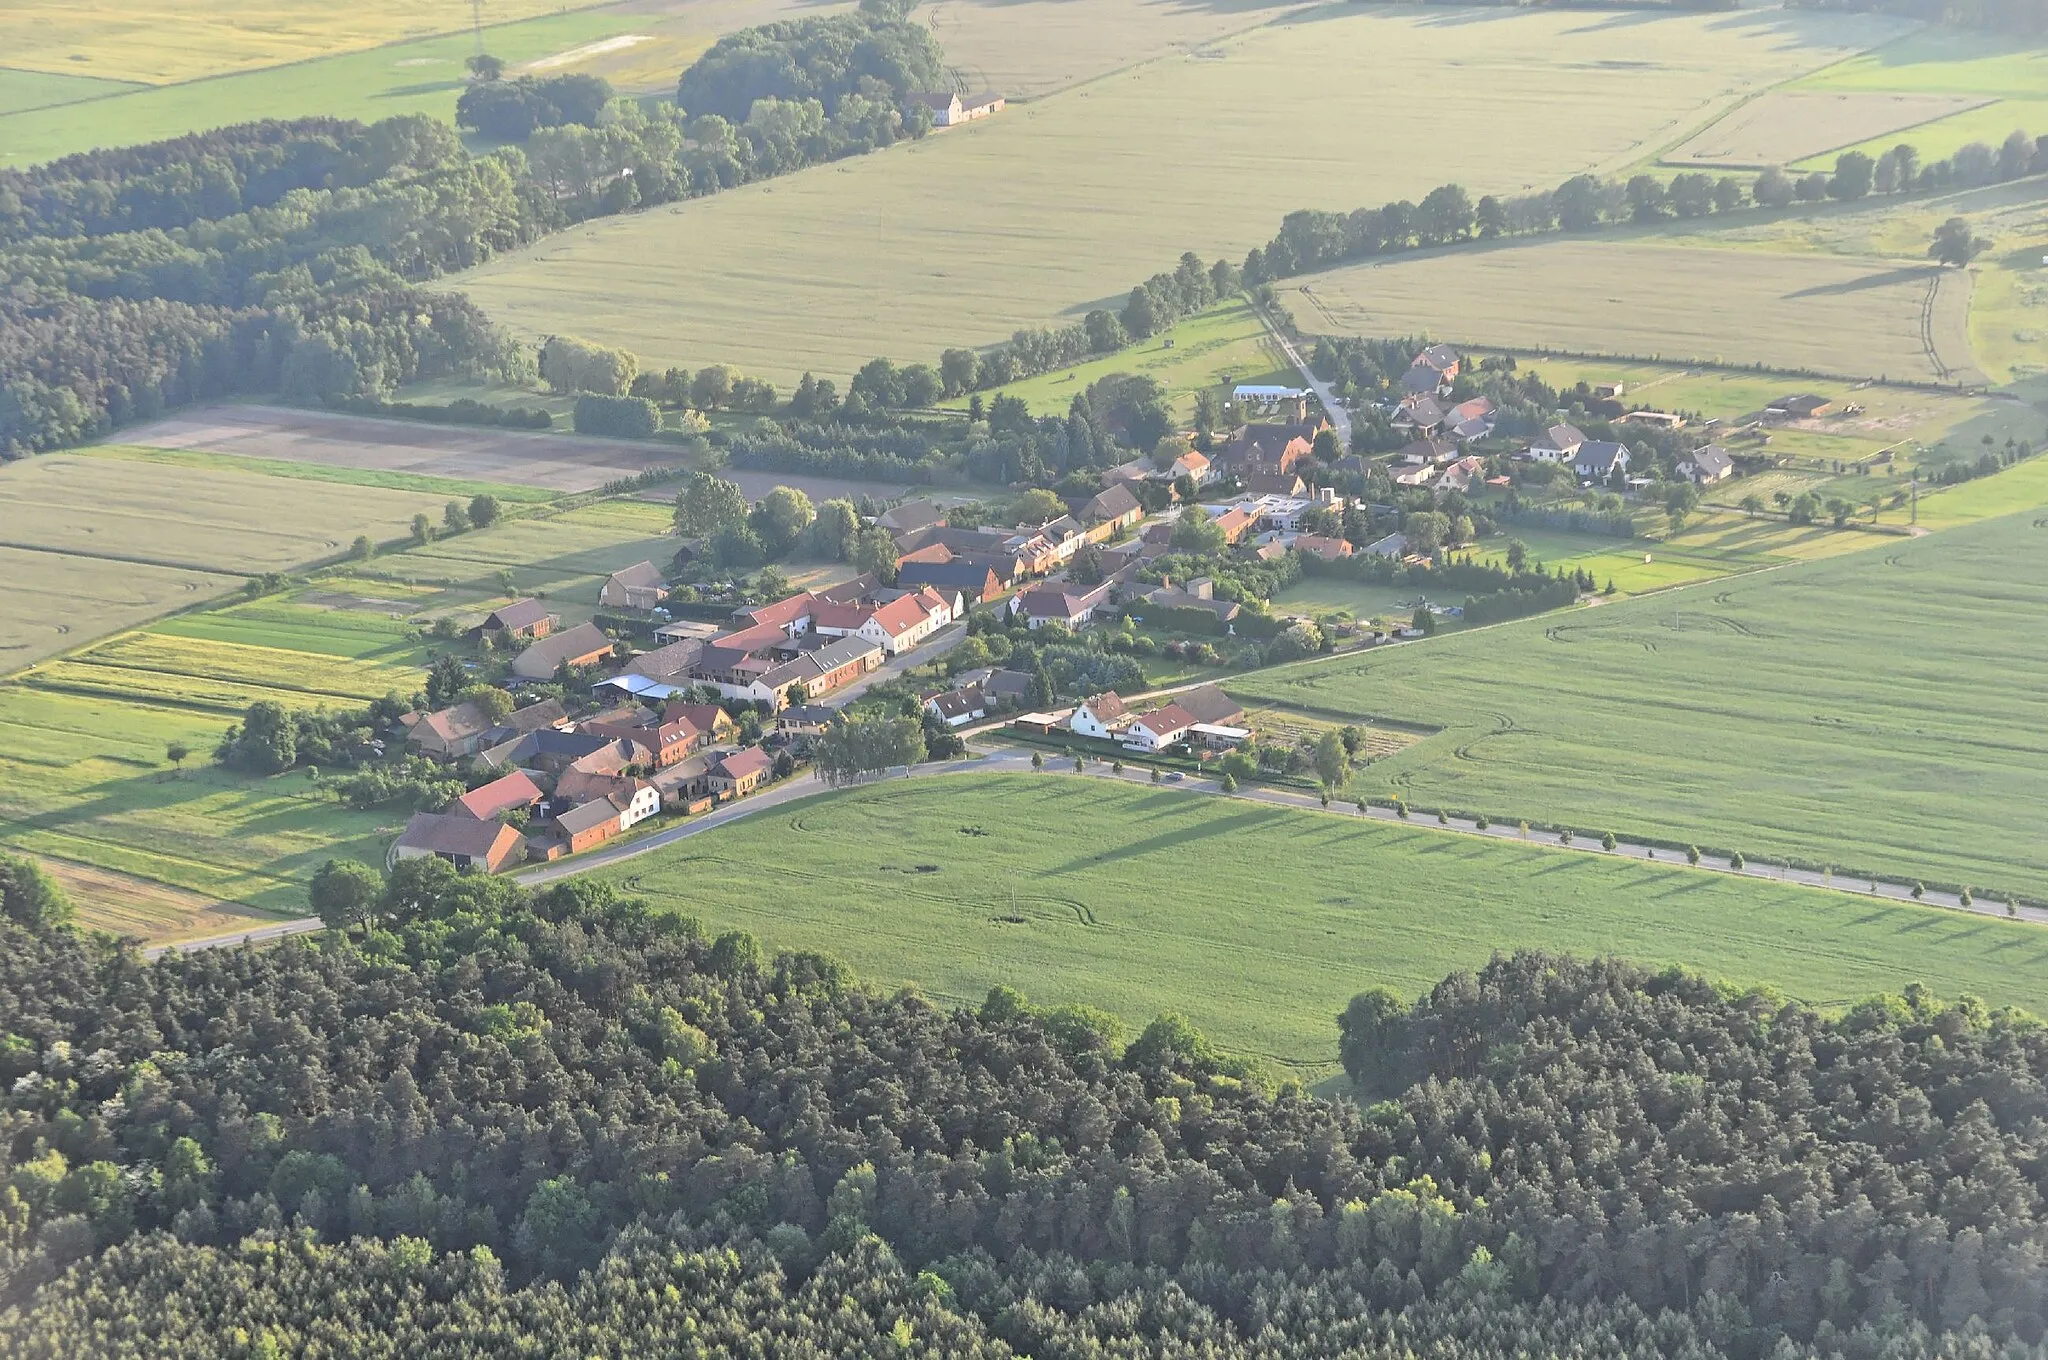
left=943, top=300, right=1294, bottom=420
left=85, top=442, right=558, bottom=504
left=1234, top=505, right=2048, bottom=901
left=0, top=69, right=141, bottom=116
left=1296, top=236, right=1972, bottom=384
left=355, top=514, right=678, bottom=627
left=0, top=450, right=455, bottom=671
left=454, top=6, right=1904, bottom=381
left=1784, top=31, right=2048, bottom=170
left=601, top=774, right=2048, bottom=1070
left=120, top=406, right=687, bottom=493
left=1667, top=90, right=1991, bottom=170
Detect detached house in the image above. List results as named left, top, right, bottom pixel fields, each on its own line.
left=1077, top=483, right=1144, bottom=537
left=1069, top=692, right=1131, bottom=739
left=708, top=747, right=774, bottom=798
left=409, top=701, right=495, bottom=760
left=1121, top=703, right=1197, bottom=753
left=1676, top=444, right=1734, bottom=485
left=924, top=687, right=986, bottom=727
left=1010, top=580, right=1114, bottom=630
left=1523, top=423, right=1586, bottom=463
left=1571, top=440, right=1632, bottom=484
left=451, top=770, right=544, bottom=822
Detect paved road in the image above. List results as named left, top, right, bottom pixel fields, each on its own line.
left=1258, top=302, right=1349, bottom=449
left=145, top=914, right=325, bottom=960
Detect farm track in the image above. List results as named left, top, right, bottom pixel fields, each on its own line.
left=0, top=538, right=243, bottom=578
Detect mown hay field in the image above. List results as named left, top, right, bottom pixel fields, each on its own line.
left=1233, top=504, right=2048, bottom=902
left=1294, top=236, right=1968, bottom=383
left=0, top=451, right=452, bottom=671
left=1666, top=90, right=1990, bottom=170
left=38, top=856, right=274, bottom=945
left=601, top=775, right=2048, bottom=1072
left=454, top=7, right=1906, bottom=382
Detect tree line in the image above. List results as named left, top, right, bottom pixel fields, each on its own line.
left=1244, top=131, right=2046, bottom=285
left=1, top=871, right=2044, bottom=1356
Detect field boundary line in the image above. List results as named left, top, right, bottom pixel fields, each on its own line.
left=0, top=539, right=247, bottom=578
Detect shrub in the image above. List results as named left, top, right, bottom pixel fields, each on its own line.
left=1911, top=881, right=1925, bottom=899
left=574, top=394, right=660, bottom=439
left=1959, top=886, right=1973, bottom=906
left=1474, top=814, right=1489, bottom=830
left=1686, top=845, right=1701, bottom=865
left=1394, top=798, right=1408, bottom=818
left=1436, top=809, right=1448, bottom=825
left=1601, top=831, right=1616, bottom=850
left=1559, top=829, right=1573, bottom=846
left=1219, top=773, right=1237, bottom=793
left=1731, top=851, right=1746, bottom=870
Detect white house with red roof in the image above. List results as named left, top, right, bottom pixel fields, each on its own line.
left=1121, top=703, right=1197, bottom=753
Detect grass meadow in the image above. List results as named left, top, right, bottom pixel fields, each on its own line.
left=600, top=774, right=2048, bottom=1072
left=1234, top=504, right=2048, bottom=902
left=453, top=6, right=1902, bottom=381
left=1783, top=31, right=2048, bottom=171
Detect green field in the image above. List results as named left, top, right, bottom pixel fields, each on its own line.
left=941, top=300, right=1293, bottom=420
left=0, top=451, right=456, bottom=672
left=1234, top=503, right=2048, bottom=901
left=600, top=774, right=2048, bottom=1071
left=453, top=6, right=1903, bottom=381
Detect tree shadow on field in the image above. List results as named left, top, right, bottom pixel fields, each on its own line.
left=1786, top=265, right=1940, bottom=299
left=374, top=80, right=466, bottom=100
left=1046, top=807, right=1272, bottom=874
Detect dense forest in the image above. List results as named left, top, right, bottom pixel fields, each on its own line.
left=2, top=861, right=2044, bottom=1356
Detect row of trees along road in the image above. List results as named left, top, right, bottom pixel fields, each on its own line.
left=1, top=852, right=2046, bottom=1355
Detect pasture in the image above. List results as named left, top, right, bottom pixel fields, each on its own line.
left=0, top=450, right=453, bottom=671
left=1295, top=236, right=1973, bottom=384
left=453, top=6, right=1904, bottom=381
left=1233, top=505, right=2048, bottom=901
left=600, top=774, right=2048, bottom=1071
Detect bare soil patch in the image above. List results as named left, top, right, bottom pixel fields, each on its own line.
left=122, top=406, right=686, bottom=493
left=41, top=855, right=277, bottom=945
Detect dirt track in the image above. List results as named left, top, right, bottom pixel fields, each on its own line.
left=121, top=405, right=689, bottom=493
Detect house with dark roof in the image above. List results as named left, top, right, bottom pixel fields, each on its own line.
left=512, top=622, right=613, bottom=680
left=1292, top=534, right=1353, bottom=562
left=1241, top=471, right=1307, bottom=497
left=1571, top=440, right=1632, bottom=483
left=451, top=770, right=544, bottom=822
left=599, top=561, right=669, bottom=612
left=1010, top=580, right=1114, bottom=630
left=1677, top=443, right=1734, bottom=485
left=1524, top=423, right=1586, bottom=463
left=950, top=667, right=1033, bottom=705
left=482, top=599, right=557, bottom=640
left=1393, top=394, right=1448, bottom=435
left=390, top=812, right=526, bottom=873
left=1767, top=393, right=1835, bottom=420
left=1218, top=422, right=1318, bottom=478
left=775, top=704, right=840, bottom=736
left=923, top=687, right=986, bottom=727
left=474, top=727, right=615, bottom=774
left=1142, top=578, right=1241, bottom=625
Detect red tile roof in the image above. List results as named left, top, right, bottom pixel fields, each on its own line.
left=453, top=770, right=544, bottom=820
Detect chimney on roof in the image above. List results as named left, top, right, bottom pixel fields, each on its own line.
left=1189, top=577, right=1213, bottom=600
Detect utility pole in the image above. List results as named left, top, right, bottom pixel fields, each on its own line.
left=472, top=0, right=485, bottom=53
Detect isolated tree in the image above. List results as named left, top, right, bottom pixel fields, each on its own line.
left=674, top=471, right=750, bottom=536
left=1739, top=494, right=1764, bottom=518
left=1314, top=730, right=1347, bottom=788
left=166, top=741, right=191, bottom=773
left=1602, top=831, right=1616, bottom=850
left=469, top=494, right=501, bottom=529
left=1929, top=216, right=1989, bottom=268
left=1031, top=751, right=1045, bottom=771
left=1219, top=773, right=1237, bottom=793
left=310, top=859, right=382, bottom=934
left=1687, top=844, right=1702, bottom=865
left=1505, top=539, right=1529, bottom=573
left=1665, top=482, right=1700, bottom=531
left=466, top=53, right=506, bottom=82
left=411, top=513, right=433, bottom=545
left=349, top=535, right=375, bottom=561
left=751, top=486, right=816, bottom=557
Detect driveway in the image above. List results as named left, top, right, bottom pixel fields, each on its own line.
left=1258, top=303, right=1349, bottom=449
